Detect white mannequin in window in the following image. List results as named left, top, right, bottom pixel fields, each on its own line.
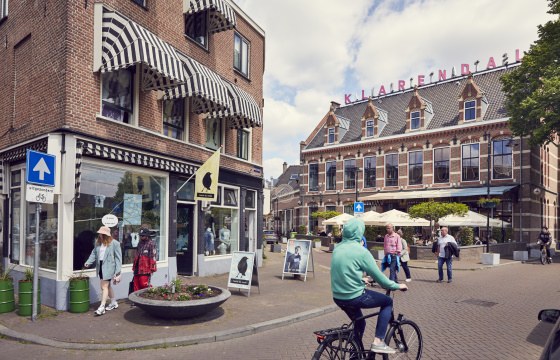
left=219, top=225, right=231, bottom=253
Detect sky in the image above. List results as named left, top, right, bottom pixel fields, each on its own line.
left=232, top=0, right=556, bottom=180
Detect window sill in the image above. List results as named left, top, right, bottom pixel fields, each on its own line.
left=131, top=0, right=148, bottom=11
left=184, top=35, right=210, bottom=53
left=233, top=68, right=251, bottom=83
left=0, top=16, right=7, bottom=26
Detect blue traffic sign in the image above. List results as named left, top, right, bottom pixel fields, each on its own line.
left=353, top=202, right=364, bottom=213
left=26, top=150, right=56, bottom=187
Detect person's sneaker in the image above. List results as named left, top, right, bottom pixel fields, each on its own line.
left=371, top=342, right=396, bottom=354
left=106, top=302, right=119, bottom=311
left=447, top=279, right=452, bottom=283
left=405, top=279, right=412, bottom=282
left=436, top=279, right=443, bottom=283
left=94, top=306, right=106, bottom=316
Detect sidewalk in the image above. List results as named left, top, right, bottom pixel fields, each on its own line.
left=0, top=246, right=524, bottom=350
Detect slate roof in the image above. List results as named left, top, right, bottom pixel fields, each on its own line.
left=275, top=165, right=303, bottom=191
left=305, top=65, right=516, bottom=150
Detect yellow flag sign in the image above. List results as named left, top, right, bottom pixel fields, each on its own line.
left=195, top=149, right=221, bottom=201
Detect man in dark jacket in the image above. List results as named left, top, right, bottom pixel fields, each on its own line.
left=433, top=227, right=457, bottom=283
left=538, top=225, right=552, bottom=261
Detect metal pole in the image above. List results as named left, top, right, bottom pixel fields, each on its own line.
left=518, top=138, right=523, bottom=242
left=486, top=137, right=491, bottom=254
left=32, top=203, right=41, bottom=322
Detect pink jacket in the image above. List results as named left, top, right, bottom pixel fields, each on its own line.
left=384, top=233, right=402, bottom=255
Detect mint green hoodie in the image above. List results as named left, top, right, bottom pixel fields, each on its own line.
left=331, top=218, right=399, bottom=300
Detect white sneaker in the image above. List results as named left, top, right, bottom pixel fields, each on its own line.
left=94, top=306, right=106, bottom=316
left=371, top=342, right=396, bottom=354
left=405, top=279, right=412, bottom=282
left=106, top=302, right=118, bottom=311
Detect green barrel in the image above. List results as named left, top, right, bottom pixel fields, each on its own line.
left=0, top=279, right=15, bottom=313
left=69, top=279, right=90, bottom=313
left=18, top=281, right=40, bottom=316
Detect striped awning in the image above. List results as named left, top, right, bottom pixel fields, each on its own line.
left=75, top=141, right=84, bottom=200
left=161, top=54, right=232, bottom=114
left=0, top=158, right=3, bottom=194
left=211, top=80, right=263, bottom=129
left=184, top=0, right=236, bottom=34
left=100, top=10, right=186, bottom=91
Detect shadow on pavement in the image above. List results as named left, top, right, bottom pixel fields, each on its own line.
left=526, top=320, right=554, bottom=347
left=122, top=306, right=225, bottom=326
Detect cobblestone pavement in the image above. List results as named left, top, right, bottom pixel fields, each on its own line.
left=0, top=251, right=558, bottom=359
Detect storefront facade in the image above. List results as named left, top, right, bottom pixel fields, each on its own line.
left=0, top=0, right=265, bottom=309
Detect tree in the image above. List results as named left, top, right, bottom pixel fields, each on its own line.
left=501, top=0, right=560, bottom=146
left=311, top=210, right=340, bottom=220
left=408, top=201, right=468, bottom=241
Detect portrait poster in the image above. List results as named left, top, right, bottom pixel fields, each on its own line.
left=282, top=239, right=311, bottom=276
left=227, top=251, right=256, bottom=290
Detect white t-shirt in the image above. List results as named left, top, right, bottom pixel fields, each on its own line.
left=99, top=244, right=107, bottom=260
left=437, top=234, right=457, bottom=258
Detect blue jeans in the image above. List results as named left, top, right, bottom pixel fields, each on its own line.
left=333, top=289, right=393, bottom=345
left=389, top=255, right=398, bottom=282
left=438, top=256, right=452, bottom=281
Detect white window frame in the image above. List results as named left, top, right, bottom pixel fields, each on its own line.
left=410, top=111, right=421, bottom=130
left=131, top=0, right=146, bottom=7
left=408, top=150, right=423, bottom=185
left=99, top=66, right=139, bottom=126
left=325, top=160, right=336, bottom=191
left=343, top=159, right=356, bottom=190
left=366, top=120, right=374, bottom=137
left=327, top=128, right=335, bottom=143
left=364, top=156, right=376, bottom=188
left=237, top=128, right=251, bottom=161
left=461, top=143, right=480, bottom=182
left=385, top=153, right=399, bottom=187
left=233, top=32, right=250, bottom=78
left=433, top=147, right=450, bottom=184
left=162, top=98, right=189, bottom=142
left=185, top=10, right=209, bottom=50
left=205, top=117, right=225, bottom=151
left=464, top=100, right=476, bottom=121
left=492, top=139, right=513, bottom=180
left=308, top=163, right=319, bottom=191
left=0, top=0, right=8, bottom=20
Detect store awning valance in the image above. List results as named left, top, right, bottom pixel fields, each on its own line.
left=211, top=80, right=263, bottom=129
left=183, top=0, right=237, bottom=34
left=100, top=10, right=186, bottom=91
left=361, top=185, right=517, bottom=201
left=161, top=54, right=232, bottom=114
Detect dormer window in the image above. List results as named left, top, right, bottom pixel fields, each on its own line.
left=366, top=120, right=374, bottom=137
left=410, top=111, right=421, bottom=130
left=328, top=128, right=335, bottom=143
left=464, top=100, right=476, bottom=121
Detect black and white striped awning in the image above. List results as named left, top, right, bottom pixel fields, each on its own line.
left=161, top=54, right=232, bottom=114
left=0, top=158, right=3, bottom=194
left=75, top=141, right=84, bottom=200
left=211, top=80, right=262, bottom=129
left=100, top=9, right=186, bottom=91
left=184, top=0, right=236, bottom=34
left=80, top=140, right=198, bottom=176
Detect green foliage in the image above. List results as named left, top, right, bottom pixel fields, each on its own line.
left=477, top=198, right=501, bottom=208
left=491, top=227, right=513, bottom=243
left=409, top=201, right=468, bottom=223
left=501, top=0, right=560, bottom=146
left=332, top=225, right=341, bottom=237
left=298, top=225, right=307, bottom=234
left=311, top=210, right=340, bottom=220
left=143, top=282, right=215, bottom=301
left=23, top=268, right=34, bottom=282
left=68, top=268, right=89, bottom=281
left=399, top=227, right=416, bottom=242
left=0, top=264, right=15, bottom=281
left=457, top=227, right=474, bottom=246
left=364, top=226, right=385, bottom=242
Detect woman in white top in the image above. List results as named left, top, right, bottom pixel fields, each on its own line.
left=397, top=229, right=412, bottom=282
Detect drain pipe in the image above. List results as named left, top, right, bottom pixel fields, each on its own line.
left=518, top=137, right=523, bottom=242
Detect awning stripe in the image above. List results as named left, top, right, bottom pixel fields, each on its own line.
left=75, top=141, right=84, bottom=199
left=162, top=54, right=232, bottom=114
left=184, top=0, right=236, bottom=34
left=211, top=80, right=262, bottom=129
left=100, top=9, right=186, bottom=91
left=0, top=158, right=3, bottom=194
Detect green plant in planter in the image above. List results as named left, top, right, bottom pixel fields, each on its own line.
left=0, top=265, right=16, bottom=313
left=23, top=268, right=34, bottom=282
left=68, top=269, right=90, bottom=313
left=18, top=268, right=41, bottom=316
left=0, top=264, right=16, bottom=281
left=478, top=198, right=501, bottom=208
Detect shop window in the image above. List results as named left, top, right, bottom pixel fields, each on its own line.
left=385, top=153, right=399, bottom=187
left=327, top=128, right=335, bottom=143
left=364, top=156, right=376, bottom=188
left=366, top=120, right=374, bottom=137
left=433, top=147, right=450, bottom=183
left=224, top=188, right=238, bottom=206
left=237, top=129, right=250, bottom=160
left=308, top=205, right=319, bottom=233
left=344, top=159, right=356, bottom=189
left=163, top=99, right=186, bottom=141
left=493, top=139, right=513, bottom=179
left=308, top=163, right=318, bottom=191
left=408, top=151, right=423, bottom=185
left=205, top=118, right=222, bottom=150
left=233, top=33, right=250, bottom=77
left=204, top=186, right=239, bottom=256
left=101, top=68, right=134, bottom=124
left=0, top=0, right=7, bottom=20
left=343, top=204, right=353, bottom=215
left=462, top=143, right=480, bottom=181
left=245, top=190, right=256, bottom=209
left=177, top=179, right=194, bottom=201
left=464, top=100, right=476, bottom=121
left=73, top=163, right=167, bottom=270
left=410, top=111, right=420, bottom=130
left=325, top=161, right=336, bottom=190
left=185, top=10, right=207, bottom=48
left=9, top=169, right=58, bottom=270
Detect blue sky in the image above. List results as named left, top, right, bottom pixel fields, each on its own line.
left=233, top=0, right=555, bottom=180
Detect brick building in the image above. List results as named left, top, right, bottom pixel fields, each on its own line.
left=299, top=64, right=559, bottom=243
left=0, top=0, right=265, bottom=309
left=270, top=162, right=302, bottom=237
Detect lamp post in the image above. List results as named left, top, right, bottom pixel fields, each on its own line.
left=275, top=197, right=279, bottom=238
left=484, top=132, right=491, bottom=253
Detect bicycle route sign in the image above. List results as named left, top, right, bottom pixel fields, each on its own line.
left=25, top=150, right=56, bottom=204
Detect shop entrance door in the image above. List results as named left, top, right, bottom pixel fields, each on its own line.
left=176, top=203, right=194, bottom=275
left=247, top=210, right=256, bottom=253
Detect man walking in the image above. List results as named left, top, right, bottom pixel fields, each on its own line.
left=383, top=223, right=402, bottom=282
left=434, top=226, right=457, bottom=283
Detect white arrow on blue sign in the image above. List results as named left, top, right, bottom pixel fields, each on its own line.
left=353, top=202, right=364, bottom=213
left=26, top=150, right=56, bottom=187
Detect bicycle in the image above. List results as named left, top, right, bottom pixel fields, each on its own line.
left=537, top=240, right=552, bottom=265
left=311, top=287, right=422, bottom=360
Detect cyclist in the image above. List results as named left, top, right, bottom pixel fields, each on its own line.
left=331, top=218, right=407, bottom=355
left=538, top=225, right=552, bottom=262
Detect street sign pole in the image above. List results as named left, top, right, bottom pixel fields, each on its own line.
left=32, top=203, right=41, bottom=322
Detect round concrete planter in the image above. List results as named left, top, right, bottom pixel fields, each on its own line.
left=129, top=286, right=231, bottom=319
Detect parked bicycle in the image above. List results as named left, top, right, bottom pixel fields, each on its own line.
left=311, top=286, right=422, bottom=360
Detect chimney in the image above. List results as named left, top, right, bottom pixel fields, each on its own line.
left=330, top=101, right=340, bottom=111
left=282, top=161, right=287, bottom=174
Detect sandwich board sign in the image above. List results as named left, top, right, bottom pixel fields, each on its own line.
left=227, top=251, right=260, bottom=296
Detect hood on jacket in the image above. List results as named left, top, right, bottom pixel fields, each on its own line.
left=342, top=218, right=365, bottom=243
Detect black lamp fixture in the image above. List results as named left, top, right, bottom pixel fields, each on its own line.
left=319, top=154, right=323, bottom=162
left=338, top=152, right=341, bottom=160
left=400, top=143, right=405, bottom=152
left=357, top=149, right=361, bottom=157
left=425, top=139, right=431, bottom=148
left=377, top=146, right=382, bottom=155
left=452, top=134, right=458, bottom=145
left=336, top=190, right=340, bottom=205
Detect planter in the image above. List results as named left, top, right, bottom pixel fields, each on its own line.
left=290, top=232, right=297, bottom=239
left=18, top=280, right=40, bottom=316
left=69, top=278, right=90, bottom=313
left=513, top=251, right=528, bottom=261
left=271, top=244, right=282, bottom=253
left=328, top=243, right=335, bottom=251
left=129, top=286, right=231, bottom=319
left=481, top=253, right=500, bottom=265
left=0, top=279, right=15, bottom=314
left=313, top=241, right=322, bottom=249
left=370, top=249, right=385, bottom=260
left=480, top=202, right=497, bottom=209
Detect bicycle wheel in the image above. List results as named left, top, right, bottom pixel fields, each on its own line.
left=312, top=334, right=362, bottom=360
left=541, top=250, right=546, bottom=265
left=384, top=320, right=423, bottom=360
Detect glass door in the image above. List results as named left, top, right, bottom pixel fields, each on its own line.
left=176, top=203, right=194, bottom=275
